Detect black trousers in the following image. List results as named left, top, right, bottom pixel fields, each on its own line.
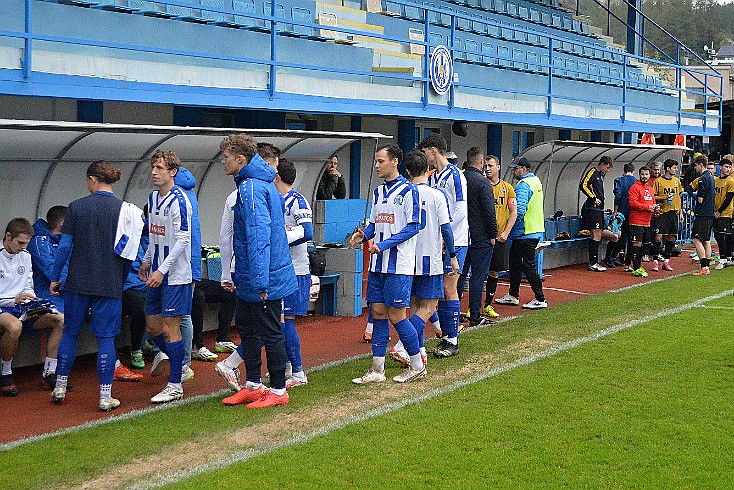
left=191, top=279, right=237, bottom=348
left=508, top=238, right=545, bottom=302
left=238, top=298, right=288, bottom=390
left=121, top=288, right=147, bottom=351
left=457, top=245, right=495, bottom=319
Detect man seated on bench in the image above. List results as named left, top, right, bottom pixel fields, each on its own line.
left=0, top=218, right=65, bottom=396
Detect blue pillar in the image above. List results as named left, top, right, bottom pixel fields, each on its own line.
left=397, top=119, right=416, bottom=176
left=77, top=100, right=103, bottom=123
left=559, top=129, right=572, bottom=140
left=623, top=132, right=633, bottom=144
left=486, top=124, right=502, bottom=160
left=173, top=106, right=204, bottom=127
left=625, top=0, right=642, bottom=56
left=614, top=132, right=623, bottom=144
left=350, top=116, right=362, bottom=199
left=590, top=131, right=602, bottom=142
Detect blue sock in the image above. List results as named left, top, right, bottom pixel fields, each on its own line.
left=151, top=334, right=168, bottom=354
left=438, top=300, right=461, bottom=339
left=409, top=315, right=426, bottom=349
left=96, top=336, right=116, bottom=386
left=282, top=318, right=303, bottom=373
left=367, top=306, right=373, bottom=323
left=56, top=331, right=79, bottom=377
left=393, top=318, right=420, bottom=356
left=166, top=339, right=184, bottom=384
left=371, top=319, right=390, bottom=359
left=428, top=311, right=439, bottom=325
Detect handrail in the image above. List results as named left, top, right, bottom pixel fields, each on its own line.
left=5, top=0, right=722, bottom=134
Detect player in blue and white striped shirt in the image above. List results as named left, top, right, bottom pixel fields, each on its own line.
left=418, top=133, right=468, bottom=358
left=139, top=150, right=192, bottom=405
left=390, top=151, right=458, bottom=367
left=275, top=158, right=312, bottom=388
left=350, top=145, right=426, bottom=384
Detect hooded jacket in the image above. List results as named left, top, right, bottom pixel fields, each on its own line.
left=233, top=154, right=297, bottom=302
left=28, top=218, right=68, bottom=305
left=174, top=167, right=202, bottom=281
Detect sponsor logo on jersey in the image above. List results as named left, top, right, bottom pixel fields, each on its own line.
left=375, top=213, right=395, bottom=224
left=150, top=224, right=166, bottom=236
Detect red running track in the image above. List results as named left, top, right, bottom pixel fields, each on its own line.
left=0, top=251, right=702, bottom=444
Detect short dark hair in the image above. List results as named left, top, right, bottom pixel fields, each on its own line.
left=694, top=154, right=708, bottom=166
left=599, top=155, right=614, bottom=167
left=5, top=218, right=34, bottom=239
left=639, top=165, right=650, bottom=175
left=46, top=206, right=68, bottom=231
left=663, top=159, right=679, bottom=170
left=257, top=142, right=281, bottom=161
left=466, top=147, right=483, bottom=166
left=485, top=154, right=499, bottom=164
left=404, top=150, right=428, bottom=178
left=377, top=144, right=403, bottom=163
left=151, top=149, right=180, bottom=171
left=416, top=133, right=448, bottom=154
left=277, top=157, right=297, bottom=185
left=623, top=163, right=635, bottom=173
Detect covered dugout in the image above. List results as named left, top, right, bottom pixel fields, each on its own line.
left=510, top=140, right=688, bottom=218
left=508, top=141, right=689, bottom=269
left=0, top=119, right=388, bottom=245
left=0, top=120, right=387, bottom=367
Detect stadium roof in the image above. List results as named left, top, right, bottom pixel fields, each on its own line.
left=519, top=140, right=688, bottom=169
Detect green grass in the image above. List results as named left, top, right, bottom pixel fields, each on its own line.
left=2, top=270, right=733, bottom=489
left=174, top=284, right=734, bottom=488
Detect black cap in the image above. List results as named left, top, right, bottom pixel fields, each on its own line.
left=509, top=156, right=531, bottom=169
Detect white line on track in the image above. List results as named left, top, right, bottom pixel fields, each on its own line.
left=518, top=283, right=590, bottom=295
left=127, top=288, right=734, bottom=490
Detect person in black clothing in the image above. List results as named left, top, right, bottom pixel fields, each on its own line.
left=456, top=147, right=497, bottom=327
left=316, top=155, right=347, bottom=200
left=580, top=156, right=613, bottom=272
left=686, top=154, right=716, bottom=275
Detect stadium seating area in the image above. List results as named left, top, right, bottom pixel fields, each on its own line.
left=36, top=0, right=668, bottom=94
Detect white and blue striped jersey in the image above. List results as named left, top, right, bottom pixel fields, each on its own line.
left=144, top=185, right=193, bottom=286
left=283, top=189, right=312, bottom=276
left=414, top=183, right=451, bottom=276
left=368, top=176, right=420, bottom=275
left=428, top=163, right=469, bottom=246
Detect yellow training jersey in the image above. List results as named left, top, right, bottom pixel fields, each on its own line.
left=653, top=176, right=682, bottom=213
left=492, top=179, right=517, bottom=233
left=714, top=175, right=734, bottom=218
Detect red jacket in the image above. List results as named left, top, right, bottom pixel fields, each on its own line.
left=628, top=180, right=655, bottom=226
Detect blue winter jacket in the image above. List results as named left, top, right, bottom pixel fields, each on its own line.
left=174, top=167, right=202, bottom=281
left=233, top=154, right=297, bottom=302
left=28, top=219, right=68, bottom=306
left=124, top=219, right=149, bottom=292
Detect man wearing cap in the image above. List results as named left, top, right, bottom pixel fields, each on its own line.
left=495, top=157, right=547, bottom=309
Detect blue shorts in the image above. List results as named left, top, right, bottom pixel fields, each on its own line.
left=444, top=246, right=467, bottom=273
left=145, top=279, right=193, bottom=317
left=0, top=305, right=40, bottom=335
left=366, top=272, right=412, bottom=308
left=64, top=292, right=122, bottom=337
left=283, top=275, right=311, bottom=317
left=411, top=274, right=445, bottom=299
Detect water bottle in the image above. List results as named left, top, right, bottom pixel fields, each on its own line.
left=667, top=192, right=674, bottom=206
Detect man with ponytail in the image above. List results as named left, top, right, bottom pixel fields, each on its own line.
left=50, top=160, right=143, bottom=412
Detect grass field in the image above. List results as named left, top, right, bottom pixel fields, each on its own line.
left=2, top=271, right=734, bottom=489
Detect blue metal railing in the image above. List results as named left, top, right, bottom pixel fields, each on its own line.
left=3, top=0, right=722, bottom=132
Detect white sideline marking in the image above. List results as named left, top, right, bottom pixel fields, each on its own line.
left=0, top=354, right=370, bottom=452
left=696, top=305, right=734, bottom=310
left=519, top=284, right=589, bottom=295
left=127, top=289, right=734, bottom=490
left=608, top=272, right=689, bottom=292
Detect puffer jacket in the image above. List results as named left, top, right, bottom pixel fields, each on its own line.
left=174, top=166, right=202, bottom=281
left=232, top=154, right=297, bottom=302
